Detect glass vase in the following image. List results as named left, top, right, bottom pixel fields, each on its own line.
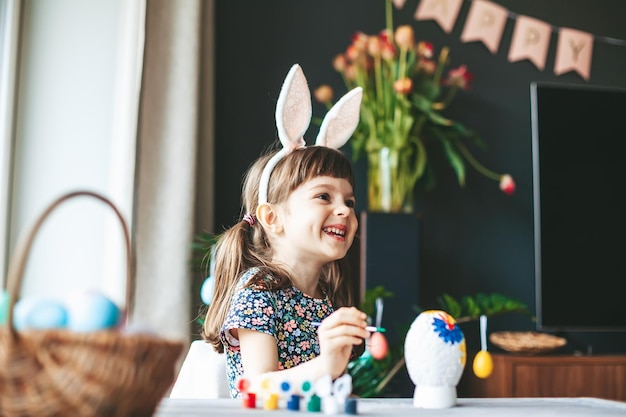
left=367, top=147, right=414, bottom=213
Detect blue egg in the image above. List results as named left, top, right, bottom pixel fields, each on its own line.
left=200, top=276, right=215, bottom=305
left=14, top=295, right=45, bottom=330
left=66, top=291, right=121, bottom=332
left=0, top=290, right=9, bottom=326
left=27, top=299, right=68, bottom=329
left=14, top=296, right=68, bottom=330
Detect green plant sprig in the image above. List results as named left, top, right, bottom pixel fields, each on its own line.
left=191, top=232, right=218, bottom=274
left=358, top=285, right=394, bottom=318
left=437, top=292, right=534, bottom=323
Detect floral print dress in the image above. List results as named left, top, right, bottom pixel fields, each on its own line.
left=220, top=268, right=333, bottom=398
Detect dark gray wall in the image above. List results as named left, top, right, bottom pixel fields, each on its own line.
left=213, top=0, right=626, bottom=354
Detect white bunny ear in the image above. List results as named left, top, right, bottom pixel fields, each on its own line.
left=275, top=64, right=311, bottom=149
left=315, top=87, right=362, bottom=149
left=259, top=64, right=311, bottom=205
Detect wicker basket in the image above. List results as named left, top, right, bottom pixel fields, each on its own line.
left=489, top=331, right=567, bottom=355
left=0, top=191, right=185, bottom=417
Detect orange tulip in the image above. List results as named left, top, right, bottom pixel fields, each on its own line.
left=381, top=43, right=396, bottom=61
left=367, top=36, right=382, bottom=58
left=393, top=78, right=413, bottom=95
left=313, top=85, right=334, bottom=104
left=351, top=31, right=368, bottom=51
left=332, top=54, right=347, bottom=72
left=346, top=45, right=361, bottom=62
left=394, top=25, right=415, bottom=49
left=345, top=64, right=357, bottom=82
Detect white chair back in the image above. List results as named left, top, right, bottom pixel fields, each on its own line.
left=169, top=340, right=229, bottom=399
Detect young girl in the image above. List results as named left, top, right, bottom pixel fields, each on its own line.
left=202, top=64, right=370, bottom=398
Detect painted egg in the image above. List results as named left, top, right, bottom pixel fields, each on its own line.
left=404, top=310, right=466, bottom=409
left=66, top=291, right=121, bottom=332
left=14, top=296, right=68, bottom=330
left=472, top=350, right=493, bottom=379
left=369, top=331, right=389, bottom=360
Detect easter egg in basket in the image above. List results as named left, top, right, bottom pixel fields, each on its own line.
left=14, top=295, right=68, bottom=330
left=65, top=290, right=121, bottom=332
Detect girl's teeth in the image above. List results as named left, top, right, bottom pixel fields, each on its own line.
left=324, top=227, right=345, bottom=236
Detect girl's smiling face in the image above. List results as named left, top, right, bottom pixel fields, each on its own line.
left=276, top=175, right=357, bottom=266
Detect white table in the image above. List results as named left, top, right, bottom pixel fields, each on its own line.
left=155, top=397, right=626, bottom=416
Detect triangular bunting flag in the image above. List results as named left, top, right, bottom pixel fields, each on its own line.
left=460, top=0, right=508, bottom=54
left=393, top=0, right=407, bottom=9
left=414, top=0, right=463, bottom=34
left=508, top=16, right=552, bottom=70
left=554, top=28, right=593, bottom=80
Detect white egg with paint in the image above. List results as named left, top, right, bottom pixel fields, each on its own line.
left=404, top=310, right=466, bottom=409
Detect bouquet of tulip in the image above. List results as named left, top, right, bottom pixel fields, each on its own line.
left=314, top=0, right=515, bottom=213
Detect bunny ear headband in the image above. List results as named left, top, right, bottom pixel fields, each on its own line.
left=257, top=64, right=363, bottom=205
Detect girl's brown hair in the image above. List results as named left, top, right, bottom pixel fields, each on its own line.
left=202, top=146, right=356, bottom=352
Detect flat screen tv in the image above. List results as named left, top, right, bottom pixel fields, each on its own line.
left=531, top=82, right=626, bottom=332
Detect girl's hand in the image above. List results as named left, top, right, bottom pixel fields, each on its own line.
left=316, top=307, right=370, bottom=379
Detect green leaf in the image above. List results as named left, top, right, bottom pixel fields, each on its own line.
left=191, top=233, right=218, bottom=273
left=462, top=296, right=481, bottom=318
left=440, top=138, right=466, bottom=186
left=475, top=293, right=492, bottom=315
left=360, top=286, right=394, bottom=318
left=490, top=294, right=503, bottom=314
left=415, top=79, right=440, bottom=101
left=405, top=46, right=417, bottom=64
left=448, top=121, right=473, bottom=137
left=411, top=94, right=432, bottom=113
left=351, top=131, right=367, bottom=161
left=410, top=137, right=427, bottom=185
left=438, top=293, right=462, bottom=318
left=426, top=110, right=454, bottom=126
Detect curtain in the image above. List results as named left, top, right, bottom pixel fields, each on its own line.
left=134, top=0, right=208, bottom=342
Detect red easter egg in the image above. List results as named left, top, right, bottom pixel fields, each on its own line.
left=369, top=331, right=389, bottom=360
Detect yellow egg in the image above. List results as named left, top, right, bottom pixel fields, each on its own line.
left=369, top=332, right=389, bottom=360
left=472, top=350, right=494, bottom=379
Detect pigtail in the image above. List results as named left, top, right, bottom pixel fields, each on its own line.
left=202, top=219, right=260, bottom=352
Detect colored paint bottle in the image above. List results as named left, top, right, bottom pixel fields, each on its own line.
left=345, top=398, right=358, bottom=415
left=243, top=392, right=256, bottom=409
left=286, top=394, right=301, bottom=411
left=307, top=394, right=321, bottom=412
left=264, top=393, right=279, bottom=410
